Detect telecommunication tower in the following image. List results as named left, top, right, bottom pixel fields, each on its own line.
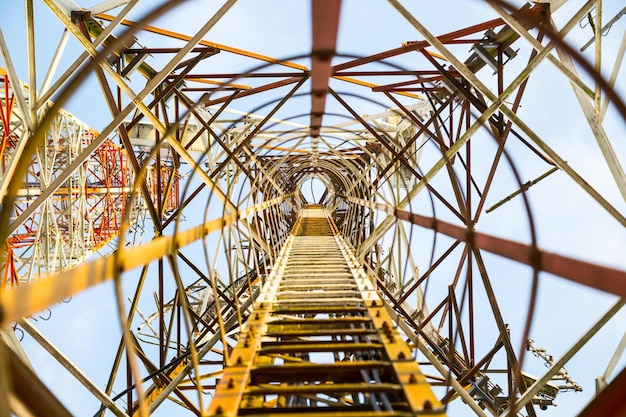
left=0, top=1, right=625, bottom=417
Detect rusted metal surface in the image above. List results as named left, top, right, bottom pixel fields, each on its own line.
left=577, top=366, right=626, bottom=417
left=351, top=197, right=626, bottom=298
left=0, top=1, right=624, bottom=416
left=310, top=0, right=341, bottom=138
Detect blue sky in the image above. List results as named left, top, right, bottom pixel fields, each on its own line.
left=1, top=1, right=625, bottom=416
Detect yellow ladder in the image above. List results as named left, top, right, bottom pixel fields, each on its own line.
left=207, top=207, right=445, bottom=416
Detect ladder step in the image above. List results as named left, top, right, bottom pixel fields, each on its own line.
left=279, top=273, right=353, bottom=279
left=251, top=360, right=394, bottom=382
left=276, top=291, right=359, bottom=299
left=278, top=283, right=357, bottom=289
left=244, top=382, right=403, bottom=396
left=267, top=317, right=371, bottom=326
left=258, top=341, right=383, bottom=354
left=271, top=305, right=367, bottom=315
left=263, top=328, right=377, bottom=338
left=238, top=411, right=415, bottom=417
left=272, top=298, right=364, bottom=306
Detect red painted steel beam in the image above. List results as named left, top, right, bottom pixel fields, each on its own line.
left=3, top=339, right=73, bottom=417
left=333, top=17, right=505, bottom=72
left=180, top=72, right=305, bottom=78
left=352, top=198, right=626, bottom=298
left=577, top=366, right=626, bottom=417
left=310, top=0, right=341, bottom=137
left=371, top=78, right=448, bottom=91
left=202, top=76, right=304, bottom=107
left=378, top=87, right=447, bottom=92
left=334, top=70, right=454, bottom=77
left=123, top=47, right=219, bottom=54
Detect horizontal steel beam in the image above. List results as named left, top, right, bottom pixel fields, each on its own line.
left=350, top=197, right=626, bottom=298
left=0, top=196, right=288, bottom=329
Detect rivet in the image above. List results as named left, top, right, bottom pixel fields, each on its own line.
left=423, top=399, right=433, bottom=410
left=398, top=351, right=406, bottom=360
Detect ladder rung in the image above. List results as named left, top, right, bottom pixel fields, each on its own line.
left=278, top=283, right=357, bottom=289
left=263, top=328, right=378, bottom=338
left=271, top=305, right=367, bottom=315
left=241, top=382, right=402, bottom=395
left=238, top=411, right=414, bottom=417
left=279, top=274, right=353, bottom=280
left=244, top=382, right=403, bottom=395
left=276, top=291, right=359, bottom=299
left=258, top=341, right=383, bottom=354
left=251, top=360, right=393, bottom=376
left=272, top=298, right=363, bottom=306
left=267, top=317, right=370, bottom=326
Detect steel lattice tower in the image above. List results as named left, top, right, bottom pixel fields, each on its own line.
left=0, top=1, right=625, bottom=416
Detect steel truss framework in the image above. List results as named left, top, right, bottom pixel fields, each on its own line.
left=0, top=1, right=625, bottom=416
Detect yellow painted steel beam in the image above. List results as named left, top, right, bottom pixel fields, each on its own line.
left=185, top=77, right=251, bottom=90
left=95, top=13, right=309, bottom=71
left=256, top=145, right=311, bottom=154
left=332, top=75, right=423, bottom=100
left=131, top=360, right=189, bottom=417
left=0, top=195, right=288, bottom=329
